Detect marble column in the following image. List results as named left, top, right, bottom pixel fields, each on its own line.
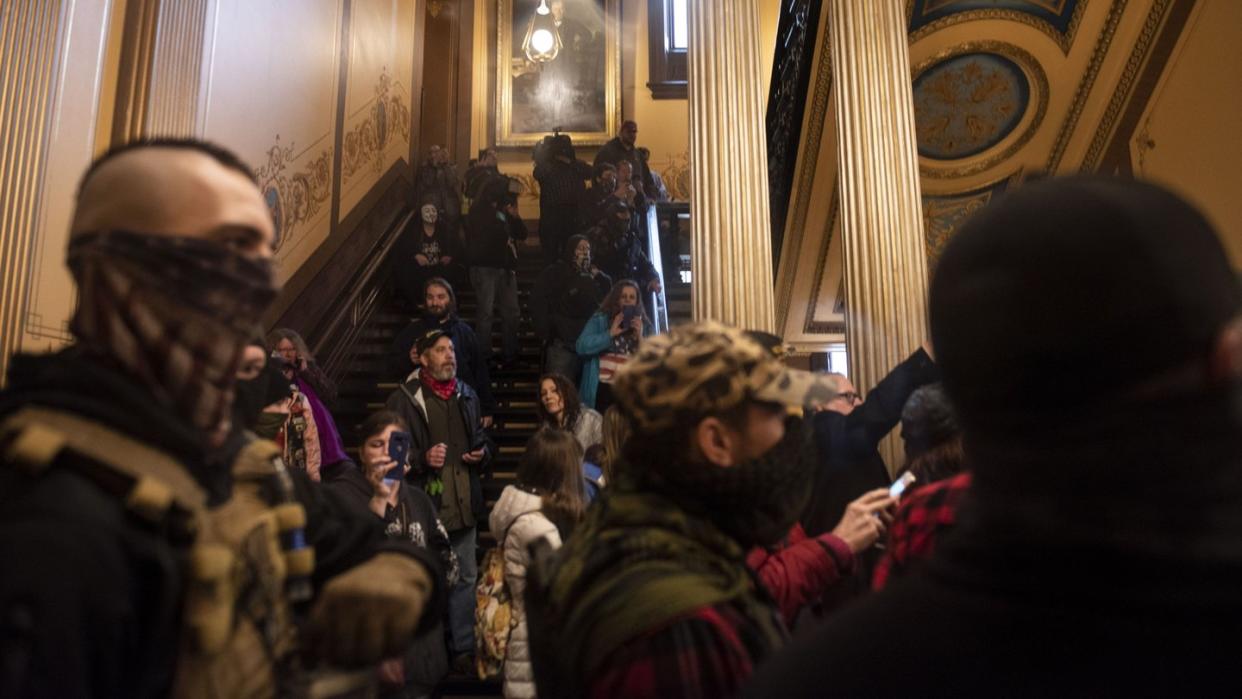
left=687, top=1, right=776, bottom=332
left=828, top=0, right=930, bottom=469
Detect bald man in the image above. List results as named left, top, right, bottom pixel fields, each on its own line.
left=0, top=139, right=444, bottom=698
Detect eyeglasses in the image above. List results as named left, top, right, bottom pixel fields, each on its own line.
left=836, top=391, right=862, bottom=405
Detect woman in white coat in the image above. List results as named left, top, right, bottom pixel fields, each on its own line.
left=488, top=428, right=587, bottom=698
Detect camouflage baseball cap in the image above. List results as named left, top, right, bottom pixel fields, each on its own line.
left=613, top=320, right=840, bottom=433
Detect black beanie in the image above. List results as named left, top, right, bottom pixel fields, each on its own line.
left=930, top=176, right=1240, bottom=426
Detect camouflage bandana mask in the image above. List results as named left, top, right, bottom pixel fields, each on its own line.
left=68, top=230, right=278, bottom=441
left=646, top=415, right=818, bottom=549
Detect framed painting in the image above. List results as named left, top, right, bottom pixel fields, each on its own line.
left=496, top=0, right=620, bottom=147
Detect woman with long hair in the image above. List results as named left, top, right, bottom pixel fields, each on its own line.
left=323, top=410, right=459, bottom=696
left=267, top=328, right=350, bottom=470
left=596, top=404, right=631, bottom=488
left=488, top=428, right=586, bottom=698
left=574, top=279, right=652, bottom=411
left=535, top=372, right=602, bottom=451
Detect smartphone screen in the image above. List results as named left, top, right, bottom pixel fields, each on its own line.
left=386, top=431, right=411, bottom=483
left=889, top=471, right=916, bottom=498
left=622, top=305, right=640, bottom=324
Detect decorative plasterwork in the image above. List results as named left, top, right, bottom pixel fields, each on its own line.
left=914, top=52, right=1030, bottom=160
left=921, top=171, right=1020, bottom=266
left=659, top=150, right=692, bottom=202
left=342, top=70, right=412, bottom=183
left=803, top=185, right=843, bottom=335
left=907, top=0, right=1088, bottom=54
left=256, top=137, right=333, bottom=253
left=1079, top=0, right=1174, bottom=171
left=1044, top=0, right=1128, bottom=173
left=774, top=26, right=833, bottom=324
left=913, top=41, right=1049, bottom=179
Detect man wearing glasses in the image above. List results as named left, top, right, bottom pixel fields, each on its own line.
left=800, top=343, right=940, bottom=560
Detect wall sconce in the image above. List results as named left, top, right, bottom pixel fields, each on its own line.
left=522, top=0, right=561, bottom=63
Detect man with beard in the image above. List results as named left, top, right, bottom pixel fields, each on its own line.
left=385, top=330, right=492, bottom=673
left=594, top=121, right=653, bottom=197
left=391, top=278, right=496, bottom=426
left=525, top=320, right=839, bottom=698
left=745, top=177, right=1242, bottom=697
left=0, top=139, right=443, bottom=697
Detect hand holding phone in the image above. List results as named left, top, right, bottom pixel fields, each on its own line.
left=889, top=471, right=917, bottom=499
left=386, top=431, right=412, bottom=484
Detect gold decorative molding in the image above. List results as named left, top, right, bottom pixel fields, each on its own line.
left=907, top=2, right=1088, bottom=54
left=256, top=137, right=333, bottom=254
left=1, top=0, right=63, bottom=383
left=1079, top=0, right=1174, bottom=171
left=1045, top=0, right=1128, bottom=173
left=802, top=185, right=843, bottom=335
left=658, top=150, right=692, bottom=202
left=913, top=41, right=1049, bottom=179
left=775, top=18, right=832, bottom=326
left=342, top=71, right=412, bottom=183
left=146, top=0, right=209, bottom=137
left=922, top=170, right=1021, bottom=267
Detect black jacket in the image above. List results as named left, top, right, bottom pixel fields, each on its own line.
left=465, top=204, right=528, bottom=270
left=531, top=260, right=613, bottom=345
left=383, top=379, right=493, bottom=525
left=394, top=222, right=461, bottom=269
left=800, top=348, right=941, bottom=538
left=390, top=313, right=496, bottom=416
left=587, top=221, right=658, bottom=289
left=415, top=162, right=461, bottom=220
left=0, top=349, right=444, bottom=699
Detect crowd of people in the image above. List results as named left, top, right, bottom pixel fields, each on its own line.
left=0, top=131, right=1238, bottom=699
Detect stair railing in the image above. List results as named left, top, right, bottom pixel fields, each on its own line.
left=644, top=204, right=671, bottom=333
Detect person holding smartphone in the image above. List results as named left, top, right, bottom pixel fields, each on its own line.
left=324, top=410, right=459, bottom=697
left=575, top=279, right=653, bottom=411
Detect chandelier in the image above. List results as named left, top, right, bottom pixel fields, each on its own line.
left=522, top=0, right=562, bottom=63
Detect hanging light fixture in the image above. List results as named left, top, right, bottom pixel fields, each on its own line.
left=522, top=0, right=561, bottom=63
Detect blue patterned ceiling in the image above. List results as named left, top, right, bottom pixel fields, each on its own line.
left=913, top=52, right=1030, bottom=160
left=909, top=0, right=1081, bottom=36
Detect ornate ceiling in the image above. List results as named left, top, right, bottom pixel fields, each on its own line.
left=775, top=0, right=1201, bottom=350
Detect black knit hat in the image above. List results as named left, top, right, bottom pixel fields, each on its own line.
left=930, top=176, right=1241, bottom=425
left=900, top=384, right=959, bottom=459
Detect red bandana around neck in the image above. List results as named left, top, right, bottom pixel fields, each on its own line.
left=420, top=370, right=458, bottom=400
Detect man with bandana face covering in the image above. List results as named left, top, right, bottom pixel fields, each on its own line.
left=745, top=177, right=1242, bottom=698
left=524, top=320, right=839, bottom=699
left=0, top=139, right=444, bottom=698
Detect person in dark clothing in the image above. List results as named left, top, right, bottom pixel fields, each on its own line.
left=324, top=411, right=461, bottom=698
left=534, top=132, right=593, bottom=263
left=0, top=139, right=442, bottom=698
left=586, top=199, right=661, bottom=296
left=799, top=346, right=940, bottom=538
left=531, top=234, right=612, bottom=382
left=745, top=176, right=1242, bottom=698
left=414, top=145, right=462, bottom=236
left=466, top=174, right=528, bottom=365
left=463, top=147, right=499, bottom=202
left=384, top=330, right=494, bottom=670
left=580, top=162, right=618, bottom=232
left=593, top=120, right=653, bottom=197
left=393, top=202, right=466, bottom=311
left=390, top=277, right=497, bottom=424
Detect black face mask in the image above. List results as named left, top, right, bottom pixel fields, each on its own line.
left=654, top=415, right=818, bottom=548
left=233, top=360, right=292, bottom=433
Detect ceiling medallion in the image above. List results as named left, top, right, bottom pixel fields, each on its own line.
left=911, top=41, right=1049, bottom=179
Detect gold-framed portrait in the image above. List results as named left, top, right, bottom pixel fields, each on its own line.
left=496, top=0, right=620, bottom=147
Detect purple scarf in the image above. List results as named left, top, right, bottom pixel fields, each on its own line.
left=296, top=376, right=350, bottom=466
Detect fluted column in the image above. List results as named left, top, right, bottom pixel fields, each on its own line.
left=687, top=1, right=775, bottom=331
left=828, top=0, right=929, bottom=468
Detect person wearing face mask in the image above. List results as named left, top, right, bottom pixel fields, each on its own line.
left=0, top=139, right=445, bottom=698
left=233, top=340, right=322, bottom=479
left=586, top=200, right=662, bottom=300
left=575, top=280, right=653, bottom=411
left=394, top=202, right=465, bottom=312
left=415, top=145, right=462, bottom=238
left=531, top=234, right=613, bottom=382
left=523, top=320, right=840, bottom=699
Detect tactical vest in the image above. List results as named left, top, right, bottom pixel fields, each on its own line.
left=0, top=406, right=328, bottom=698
